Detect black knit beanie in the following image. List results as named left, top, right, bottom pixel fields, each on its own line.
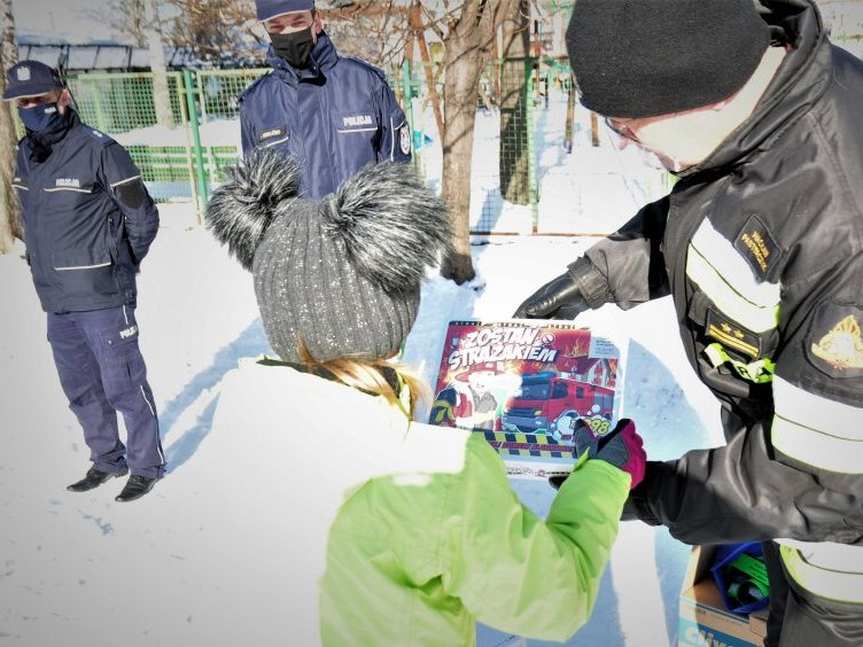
left=566, top=0, right=771, bottom=118
left=206, top=151, right=451, bottom=364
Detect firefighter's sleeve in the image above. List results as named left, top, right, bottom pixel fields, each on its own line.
left=99, top=142, right=159, bottom=265
left=579, top=195, right=672, bottom=309
left=376, top=81, right=412, bottom=164
left=441, top=435, right=630, bottom=641
left=628, top=257, right=863, bottom=546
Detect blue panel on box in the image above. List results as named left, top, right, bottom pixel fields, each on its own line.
left=678, top=617, right=756, bottom=647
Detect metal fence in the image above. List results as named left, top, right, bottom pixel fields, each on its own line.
left=64, top=68, right=268, bottom=216
left=8, top=59, right=623, bottom=235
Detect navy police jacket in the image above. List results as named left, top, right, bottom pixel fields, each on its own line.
left=239, top=33, right=411, bottom=199
left=13, top=111, right=159, bottom=313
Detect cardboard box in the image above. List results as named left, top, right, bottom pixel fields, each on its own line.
left=678, top=546, right=769, bottom=647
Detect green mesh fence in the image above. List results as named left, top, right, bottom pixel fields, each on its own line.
left=68, top=72, right=185, bottom=134
left=196, top=69, right=268, bottom=123
left=126, top=145, right=197, bottom=203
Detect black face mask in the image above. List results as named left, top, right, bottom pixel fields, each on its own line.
left=270, top=27, right=315, bottom=69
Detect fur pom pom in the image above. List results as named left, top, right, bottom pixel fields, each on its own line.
left=324, top=163, right=452, bottom=294
left=205, top=150, right=301, bottom=271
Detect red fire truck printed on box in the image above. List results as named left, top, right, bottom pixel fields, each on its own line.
left=429, top=321, right=621, bottom=470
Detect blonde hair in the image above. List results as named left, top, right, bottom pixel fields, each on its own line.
left=298, top=343, right=428, bottom=419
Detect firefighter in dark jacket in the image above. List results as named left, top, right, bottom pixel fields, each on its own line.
left=515, top=1, right=863, bottom=645
left=240, top=0, right=412, bottom=199
left=4, top=61, right=165, bottom=503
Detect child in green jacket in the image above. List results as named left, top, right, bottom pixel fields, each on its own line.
left=206, top=150, right=647, bottom=646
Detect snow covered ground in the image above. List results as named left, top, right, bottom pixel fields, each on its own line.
left=0, top=104, right=726, bottom=645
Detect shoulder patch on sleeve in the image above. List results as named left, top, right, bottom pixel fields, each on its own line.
left=806, top=303, right=863, bottom=378
left=733, top=214, right=783, bottom=280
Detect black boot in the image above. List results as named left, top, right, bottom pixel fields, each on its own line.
left=67, top=466, right=128, bottom=492
left=115, top=474, right=158, bottom=503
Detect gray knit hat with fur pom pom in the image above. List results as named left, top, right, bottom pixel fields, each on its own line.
left=207, top=150, right=451, bottom=363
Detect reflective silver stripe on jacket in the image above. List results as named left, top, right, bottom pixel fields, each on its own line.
left=110, top=175, right=142, bottom=188
left=778, top=541, right=863, bottom=604
left=54, top=262, right=112, bottom=271
left=771, top=376, right=863, bottom=474
left=43, top=187, right=94, bottom=194
left=686, top=218, right=781, bottom=333
left=261, top=135, right=290, bottom=148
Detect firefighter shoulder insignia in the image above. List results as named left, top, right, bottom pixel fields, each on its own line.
left=734, top=214, right=782, bottom=280
left=705, top=308, right=762, bottom=359
left=807, top=304, right=863, bottom=378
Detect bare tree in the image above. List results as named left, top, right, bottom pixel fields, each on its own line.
left=321, top=1, right=411, bottom=70
left=106, top=0, right=150, bottom=47
left=145, top=0, right=174, bottom=127
left=166, top=0, right=257, bottom=63
left=434, top=0, right=521, bottom=283
left=0, top=0, right=21, bottom=253
left=318, top=1, right=524, bottom=284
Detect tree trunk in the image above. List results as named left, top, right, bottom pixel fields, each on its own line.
left=0, top=0, right=21, bottom=254
left=499, top=0, right=530, bottom=205
left=563, top=73, right=575, bottom=153
left=145, top=0, right=173, bottom=128
left=440, top=1, right=491, bottom=285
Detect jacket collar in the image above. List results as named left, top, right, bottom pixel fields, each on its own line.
left=267, top=31, right=338, bottom=85
left=678, top=0, right=830, bottom=179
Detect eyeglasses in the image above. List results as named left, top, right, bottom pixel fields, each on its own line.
left=604, top=116, right=641, bottom=143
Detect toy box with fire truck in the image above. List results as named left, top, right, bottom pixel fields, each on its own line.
left=428, top=321, right=626, bottom=479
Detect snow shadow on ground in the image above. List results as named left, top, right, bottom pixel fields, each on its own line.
left=161, top=318, right=271, bottom=473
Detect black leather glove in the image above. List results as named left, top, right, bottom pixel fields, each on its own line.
left=620, top=477, right=661, bottom=525
left=513, top=271, right=590, bottom=319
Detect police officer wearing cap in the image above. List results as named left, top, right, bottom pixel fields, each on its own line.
left=4, top=61, right=165, bottom=502
left=240, top=0, right=412, bottom=199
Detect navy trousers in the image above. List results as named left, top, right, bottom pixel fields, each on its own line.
left=47, top=305, right=165, bottom=479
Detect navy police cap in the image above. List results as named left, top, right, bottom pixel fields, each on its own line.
left=255, top=0, right=315, bottom=22
left=2, top=60, right=65, bottom=101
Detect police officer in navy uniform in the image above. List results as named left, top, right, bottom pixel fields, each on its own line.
left=4, top=61, right=165, bottom=502
left=241, top=0, right=412, bottom=199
